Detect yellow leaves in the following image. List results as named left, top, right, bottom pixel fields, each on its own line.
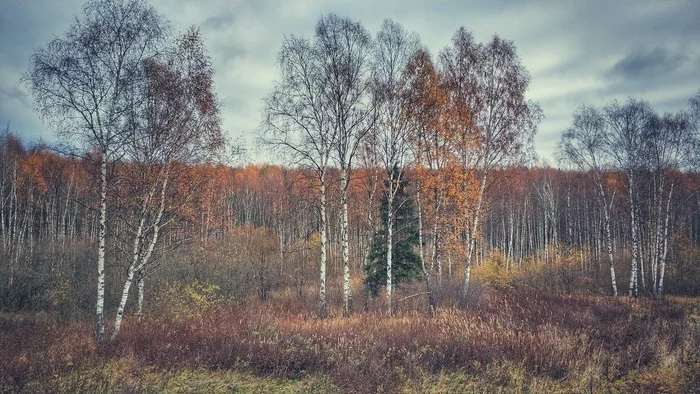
left=473, top=249, right=512, bottom=289
left=158, top=280, right=224, bottom=321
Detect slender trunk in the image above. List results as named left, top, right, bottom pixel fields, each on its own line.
left=417, top=188, right=436, bottom=316
left=603, top=196, right=618, bottom=297
left=386, top=186, right=394, bottom=315
left=112, top=174, right=168, bottom=340
left=319, top=170, right=328, bottom=318
left=657, top=182, right=673, bottom=298
left=432, top=198, right=442, bottom=288
left=112, top=213, right=146, bottom=340
left=460, top=174, right=487, bottom=307
left=340, top=168, right=352, bottom=318
left=652, top=177, right=662, bottom=293
left=96, top=153, right=107, bottom=343
left=628, top=172, right=639, bottom=297
left=136, top=270, right=145, bottom=322
left=363, top=171, right=378, bottom=267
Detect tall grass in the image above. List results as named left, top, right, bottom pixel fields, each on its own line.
left=2, top=286, right=699, bottom=393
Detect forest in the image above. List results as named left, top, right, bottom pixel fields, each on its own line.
left=2, top=0, right=700, bottom=392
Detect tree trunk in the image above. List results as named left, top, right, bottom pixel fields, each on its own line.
left=460, top=174, right=487, bottom=307
left=417, top=188, right=436, bottom=316
left=628, top=172, right=640, bottom=297
left=603, top=198, right=618, bottom=297
left=386, top=185, right=394, bottom=315
left=112, top=175, right=168, bottom=340
left=657, top=182, right=674, bottom=298
left=136, top=270, right=145, bottom=322
left=319, top=170, right=328, bottom=318
left=340, top=168, right=352, bottom=318
left=96, top=153, right=107, bottom=343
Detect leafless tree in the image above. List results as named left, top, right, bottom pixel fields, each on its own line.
left=559, top=105, right=619, bottom=296
left=645, top=111, right=690, bottom=298
left=316, top=14, right=375, bottom=317
left=372, top=19, right=420, bottom=314
left=261, top=32, right=334, bottom=318
left=603, top=98, right=653, bottom=296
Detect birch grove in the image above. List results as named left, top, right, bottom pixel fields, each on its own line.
left=25, top=0, right=167, bottom=341
left=5, top=4, right=700, bottom=331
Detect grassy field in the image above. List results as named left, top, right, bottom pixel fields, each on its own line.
left=2, top=286, right=700, bottom=393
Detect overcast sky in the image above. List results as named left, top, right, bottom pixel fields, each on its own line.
left=1, top=0, right=699, bottom=164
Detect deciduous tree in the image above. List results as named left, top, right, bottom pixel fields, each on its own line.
left=25, top=0, right=167, bottom=342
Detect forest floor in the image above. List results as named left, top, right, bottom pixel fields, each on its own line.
left=2, top=286, right=700, bottom=393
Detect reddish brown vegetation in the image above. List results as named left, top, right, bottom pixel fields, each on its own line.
left=3, top=288, right=699, bottom=393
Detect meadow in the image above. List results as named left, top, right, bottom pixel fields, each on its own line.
left=2, top=275, right=699, bottom=393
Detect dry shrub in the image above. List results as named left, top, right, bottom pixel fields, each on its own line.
left=3, top=288, right=700, bottom=393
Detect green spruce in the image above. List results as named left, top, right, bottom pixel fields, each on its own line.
left=364, top=173, right=422, bottom=297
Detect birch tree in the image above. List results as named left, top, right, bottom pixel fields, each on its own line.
left=112, top=27, right=224, bottom=339
left=25, top=0, right=167, bottom=342
left=404, top=48, right=447, bottom=315
left=261, top=33, right=334, bottom=318
left=317, top=14, right=375, bottom=317
left=440, top=29, right=541, bottom=306
left=603, top=99, right=653, bottom=296
left=371, top=19, right=419, bottom=314
left=645, top=111, right=690, bottom=298
left=559, top=106, right=619, bottom=296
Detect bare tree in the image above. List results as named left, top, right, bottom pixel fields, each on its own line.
left=372, top=19, right=420, bottom=314
left=645, top=111, right=690, bottom=298
left=559, top=105, right=619, bottom=296
left=261, top=33, right=334, bottom=318
left=316, top=14, right=375, bottom=317
left=25, top=0, right=167, bottom=342
left=603, top=99, right=653, bottom=297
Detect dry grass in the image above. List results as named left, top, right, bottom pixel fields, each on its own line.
left=2, top=288, right=699, bottom=393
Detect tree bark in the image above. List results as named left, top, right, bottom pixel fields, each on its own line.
left=460, top=174, right=487, bottom=307
left=340, top=168, right=352, bottom=318
left=96, top=152, right=107, bottom=342
left=319, top=170, right=328, bottom=318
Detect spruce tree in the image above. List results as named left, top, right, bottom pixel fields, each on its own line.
left=364, top=175, right=422, bottom=296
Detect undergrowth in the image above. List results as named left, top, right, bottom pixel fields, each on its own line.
left=1, top=288, right=699, bottom=393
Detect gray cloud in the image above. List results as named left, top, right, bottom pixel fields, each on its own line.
left=610, top=47, right=689, bottom=79
left=2, top=0, right=699, bottom=164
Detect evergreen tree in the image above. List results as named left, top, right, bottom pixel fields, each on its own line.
left=364, top=175, right=422, bottom=296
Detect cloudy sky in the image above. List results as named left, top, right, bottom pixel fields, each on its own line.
left=1, top=0, right=699, bottom=164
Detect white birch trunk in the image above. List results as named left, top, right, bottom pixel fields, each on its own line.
left=432, top=205, right=442, bottom=288
left=628, top=172, right=640, bottom=297
left=385, top=188, right=394, bottom=315
left=319, top=171, right=328, bottom=318
left=112, top=176, right=167, bottom=340
left=96, top=152, right=107, bottom=342
left=460, top=174, right=486, bottom=307
left=136, top=270, right=145, bottom=322
left=652, top=179, right=662, bottom=292
left=657, top=182, right=673, bottom=298
left=340, top=168, right=352, bottom=317
left=603, top=200, right=618, bottom=297
left=596, top=181, right=618, bottom=297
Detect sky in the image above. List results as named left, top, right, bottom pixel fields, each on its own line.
left=1, top=0, right=699, bottom=165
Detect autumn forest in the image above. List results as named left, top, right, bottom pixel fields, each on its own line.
left=2, top=0, right=700, bottom=392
